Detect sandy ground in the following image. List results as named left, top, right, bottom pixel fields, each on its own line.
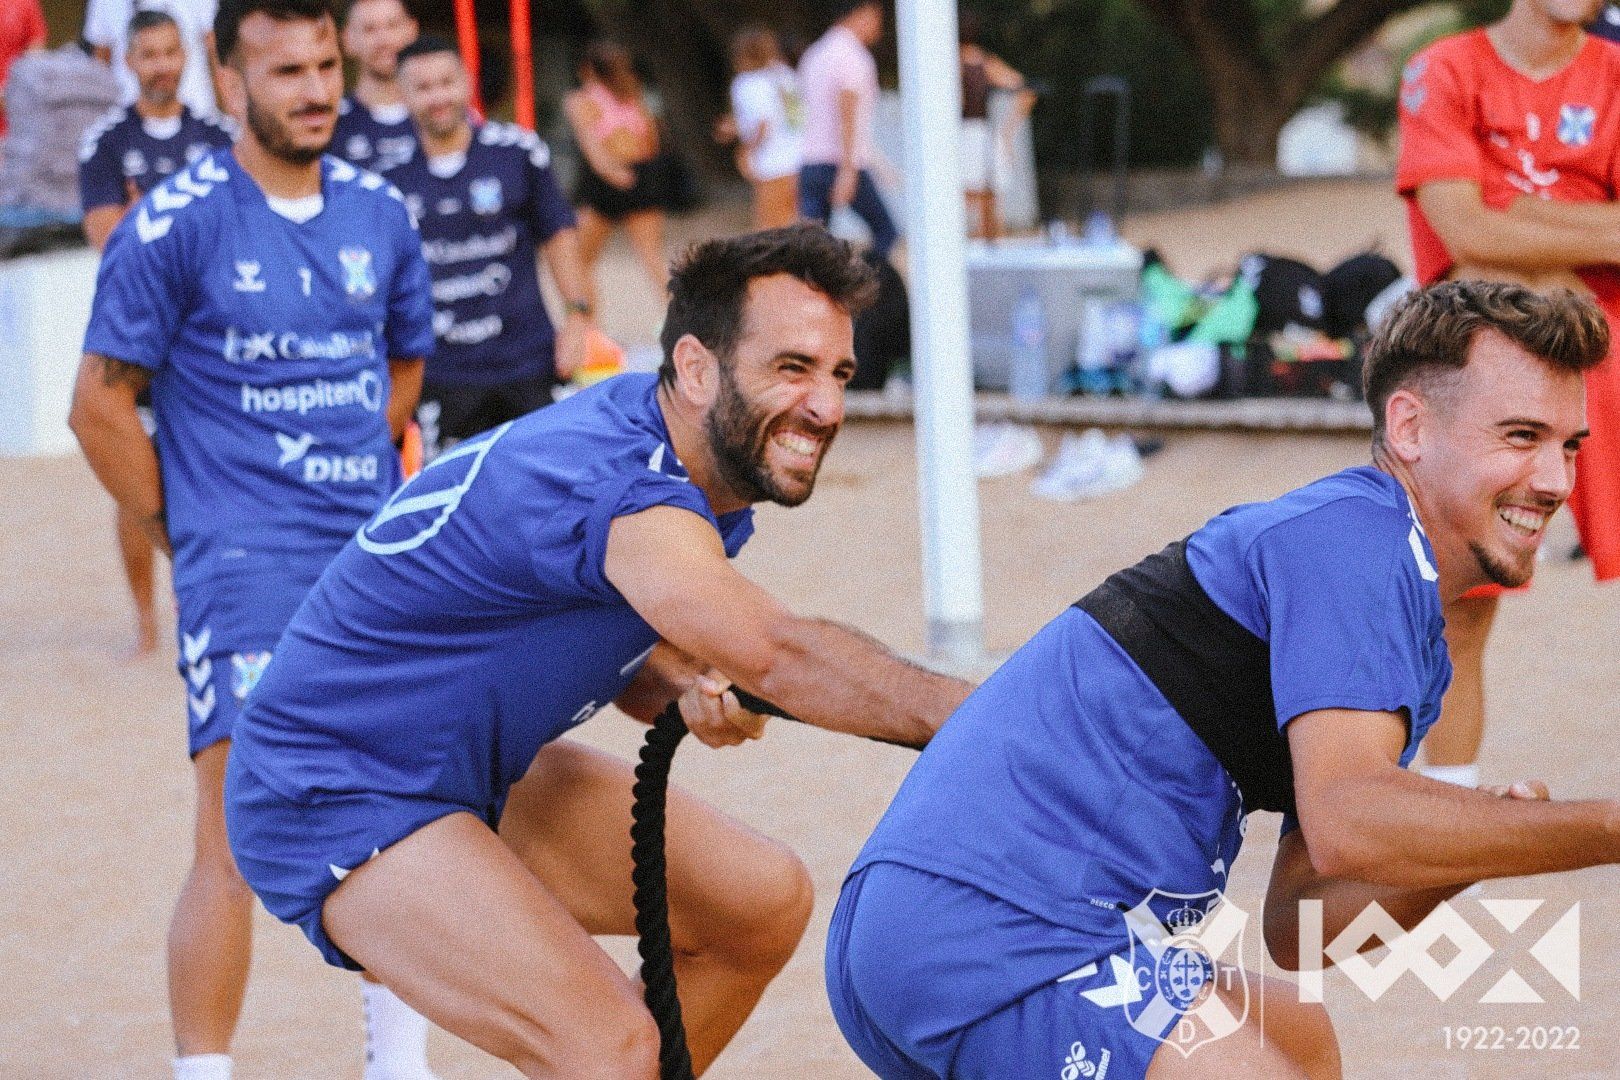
left=6, top=181, right=1620, bottom=1078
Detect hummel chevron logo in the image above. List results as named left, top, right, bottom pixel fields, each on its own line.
left=182, top=628, right=212, bottom=666
left=186, top=657, right=212, bottom=690
left=194, top=157, right=229, bottom=183
left=276, top=431, right=317, bottom=466
left=150, top=186, right=192, bottom=212
left=171, top=170, right=213, bottom=198
left=329, top=847, right=381, bottom=881
left=136, top=209, right=172, bottom=243
left=329, top=159, right=358, bottom=183
left=189, top=684, right=216, bottom=720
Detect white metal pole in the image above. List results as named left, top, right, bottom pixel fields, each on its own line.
left=895, top=0, right=985, bottom=667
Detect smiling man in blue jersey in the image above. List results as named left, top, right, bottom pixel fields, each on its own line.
left=387, top=35, right=594, bottom=459
left=79, top=7, right=235, bottom=656
left=67, top=3, right=440, bottom=1079
left=826, top=281, right=1620, bottom=1080
left=222, top=224, right=975, bottom=1078
left=331, top=0, right=417, bottom=171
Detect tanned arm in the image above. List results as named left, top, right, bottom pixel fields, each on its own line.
left=67, top=353, right=169, bottom=555
left=385, top=357, right=424, bottom=441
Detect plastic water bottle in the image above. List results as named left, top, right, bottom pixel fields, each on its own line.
left=1075, top=296, right=1113, bottom=396
left=1009, top=288, right=1048, bottom=401
left=1083, top=210, right=1116, bottom=246
left=1132, top=302, right=1169, bottom=398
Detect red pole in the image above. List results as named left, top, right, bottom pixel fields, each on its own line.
left=453, top=0, right=484, bottom=118
left=510, top=0, right=535, bottom=130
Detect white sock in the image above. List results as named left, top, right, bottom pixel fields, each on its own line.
left=173, top=1054, right=232, bottom=1080
left=362, top=981, right=437, bottom=1080
left=1422, top=762, right=1481, bottom=788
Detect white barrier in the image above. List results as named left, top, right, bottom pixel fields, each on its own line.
left=0, top=247, right=98, bottom=457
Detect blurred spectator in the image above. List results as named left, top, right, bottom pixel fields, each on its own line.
left=728, top=25, right=802, bottom=229
left=959, top=10, right=1033, bottom=239
left=564, top=40, right=671, bottom=313
left=0, top=0, right=47, bottom=140
left=80, top=9, right=233, bottom=250
left=797, top=0, right=897, bottom=257
left=0, top=37, right=119, bottom=251
left=84, top=0, right=220, bottom=118
left=332, top=0, right=418, bottom=170
left=78, top=8, right=233, bottom=655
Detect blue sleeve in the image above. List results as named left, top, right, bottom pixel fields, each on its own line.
left=542, top=466, right=719, bottom=604
left=383, top=190, right=436, bottom=359
left=1252, top=500, right=1435, bottom=733
left=78, top=129, right=125, bottom=212
left=525, top=143, right=576, bottom=243
left=81, top=196, right=195, bottom=371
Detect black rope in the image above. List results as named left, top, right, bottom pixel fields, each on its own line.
left=629, top=689, right=924, bottom=1079
left=631, top=702, right=696, bottom=1080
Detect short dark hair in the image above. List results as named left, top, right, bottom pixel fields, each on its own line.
left=659, top=224, right=879, bottom=385
left=215, top=0, right=334, bottom=64
left=129, top=9, right=179, bottom=40
left=396, top=34, right=457, bottom=68
left=1363, top=279, right=1609, bottom=444
left=835, top=0, right=883, bottom=21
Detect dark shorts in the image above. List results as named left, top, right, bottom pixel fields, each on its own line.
left=827, top=863, right=1183, bottom=1080
left=224, top=754, right=500, bottom=971
left=415, top=377, right=554, bottom=461
left=575, top=157, right=673, bottom=219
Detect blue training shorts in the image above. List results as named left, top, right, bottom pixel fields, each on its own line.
left=827, top=862, right=1187, bottom=1080
left=223, top=753, right=501, bottom=970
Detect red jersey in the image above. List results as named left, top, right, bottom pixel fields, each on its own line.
left=0, top=0, right=46, bottom=138
left=1396, top=28, right=1620, bottom=583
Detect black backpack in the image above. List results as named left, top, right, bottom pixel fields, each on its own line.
left=1239, top=253, right=1327, bottom=338
left=1321, top=252, right=1402, bottom=338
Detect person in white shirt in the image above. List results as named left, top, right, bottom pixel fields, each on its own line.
left=727, top=26, right=802, bottom=229
left=84, top=0, right=220, bottom=118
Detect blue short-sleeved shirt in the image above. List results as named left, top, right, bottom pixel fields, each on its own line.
left=82, top=149, right=438, bottom=592
left=331, top=96, right=417, bottom=172
left=849, top=466, right=1451, bottom=1020
left=384, top=123, right=577, bottom=386
left=78, top=105, right=234, bottom=211
left=229, top=373, right=755, bottom=810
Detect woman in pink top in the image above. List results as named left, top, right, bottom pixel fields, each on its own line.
left=564, top=40, right=670, bottom=313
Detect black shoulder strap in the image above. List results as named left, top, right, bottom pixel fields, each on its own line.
left=1075, top=541, right=1296, bottom=815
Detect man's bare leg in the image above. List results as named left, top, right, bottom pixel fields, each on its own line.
left=322, top=811, right=662, bottom=1079
left=115, top=505, right=158, bottom=656
left=1145, top=970, right=1341, bottom=1079
left=169, top=740, right=255, bottom=1056
left=1423, top=592, right=1499, bottom=783
left=498, top=739, right=814, bottom=1073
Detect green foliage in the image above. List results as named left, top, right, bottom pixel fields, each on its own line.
left=964, top=0, right=1216, bottom=168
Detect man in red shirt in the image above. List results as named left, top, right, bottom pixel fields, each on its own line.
left=1397, top=0, right=1620, bottom=790
left=0, top=0, right=47, bottom=139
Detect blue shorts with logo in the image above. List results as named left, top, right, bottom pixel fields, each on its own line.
left=827, top=863, right=1187, bottom=1080
left=224, top=752, right=504, bottom=971
left=173, top=561, right=322, bottom=756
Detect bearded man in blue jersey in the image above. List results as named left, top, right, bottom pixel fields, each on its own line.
left=222, top=223, right=975, bottom=1078
left=827, top=281, right=1620, bottom=1080
left=68, top=2, right=442, bottom=1078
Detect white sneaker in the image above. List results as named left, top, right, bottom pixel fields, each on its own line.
left=974, top=422, right=1044, bottom=478
left=1032, top=430, right=1143, bottom=501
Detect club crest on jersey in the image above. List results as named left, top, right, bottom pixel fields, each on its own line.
left=470, top=177, right=503, bottom=215
left=231, top=651, right=272, bottom=701
left=1558, top=104, right=1596, bottom=147
left=339, top=246, right=376, bottom=300
left=123, top=148, right=148, bottom=177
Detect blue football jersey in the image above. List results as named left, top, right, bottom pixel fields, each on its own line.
left=332, top=96, right=417, bottom=172
left=384, top=122, right=576, bottom=386
left=82, top=149, right=437, bottom=590
left=78, top=105, right=235, bottom=211
left=229, top=373, right=754, bottom=809
left=853, top=466, right=1452, bottom=940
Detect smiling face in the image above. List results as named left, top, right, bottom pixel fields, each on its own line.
left=701, top=273, right=855, bottom=507
left=398, top=49, right=469, bottom=142
left=1402, top=329, right=1589, bottom=589
left=342, top=0, right=418, bottom=82
left=224, top=12, right=343, bottom=165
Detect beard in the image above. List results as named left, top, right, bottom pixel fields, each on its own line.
left=1470, top=539, right=1533, bottom=589
left=704, top=362, right=834, bottom=508
left=244, top=94, right=331, bottom=166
